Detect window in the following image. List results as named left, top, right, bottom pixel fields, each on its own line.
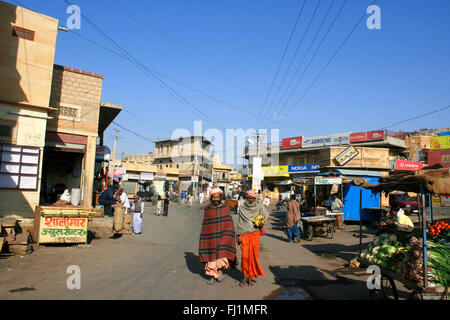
left=12, top=26, right=35, bottom=41
left=57, top=104, right=81, bottom=122
left=0, top=144, right=39, bottom=190
left=0, top=120, right=18, bottom=144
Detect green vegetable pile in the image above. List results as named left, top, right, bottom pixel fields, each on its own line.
left=362, top=234, right=450, bottom=288
left=361, top=233, right=404, bottom=269
left=428, top=242, right=450, bottom=288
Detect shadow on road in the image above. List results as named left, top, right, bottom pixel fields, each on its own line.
left=184, top=252, right=210, bottom=280
left=184, top=252, right=243, bottom=282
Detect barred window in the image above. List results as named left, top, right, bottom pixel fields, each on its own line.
left=57, top=104, right=81, bottom=121
left=12, top=26, right=35, bottom=41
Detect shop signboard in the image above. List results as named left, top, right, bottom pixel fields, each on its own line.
left=302, top=132, right=350, bottom=148
left=260, top=165, right=289, bottom=177
left=428, top=149, right=450, bottom=168
left=140, top=172, right=154, bottom=181
left=335, top=146, right=359, bottom=166
left=442, top=195, right=450, bottom=207
left=314, top=177, right=342, bottom=185
left=367, top=130, right=385, bottom=141
left=430, top=136, right=450, bottom=150
left=39, top=217, right=88, bottom=243
left=154, top=173, right=166, bottom=180
left=127, top=173, right=140, bottom=180
left=349, top=132, right=366, bottom=143
left=395, top=160, right=424, bottom=171
left=281, top=136, right=303, bottom=149
left=191, top=176, right=199, bottom=183
left=95, top=145, right=111, bottom=161
left=288, top=164, right=320, bottom=173
left=350, top=130, right=385, bottom=143
left=113, top=167, right=126, bottom=177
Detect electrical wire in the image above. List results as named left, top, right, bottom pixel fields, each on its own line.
left=62, top=0, right=226, bottom=131
left=254, top=0, right=306, bottom=128
left=261, top=0, right=323, bottom=129
left=282, top=0, right=376, bottom=119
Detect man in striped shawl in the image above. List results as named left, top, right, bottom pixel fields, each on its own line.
left=199, top=187, right=237, bottom=285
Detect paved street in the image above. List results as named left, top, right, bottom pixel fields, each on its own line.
left=0, top=202, right=448, bottom=300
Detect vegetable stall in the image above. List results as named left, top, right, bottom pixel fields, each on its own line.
left=360, top=167, right=450, bottom=300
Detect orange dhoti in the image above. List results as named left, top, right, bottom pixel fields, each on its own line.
left=240, top=230, right=265, bottom=279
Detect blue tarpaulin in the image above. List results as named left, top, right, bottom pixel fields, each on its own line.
left=343, top=176, right=381, bottom=222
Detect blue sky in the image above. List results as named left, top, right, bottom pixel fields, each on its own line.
left=10, top=0, right=450, bottom=164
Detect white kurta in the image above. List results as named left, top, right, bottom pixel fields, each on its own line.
left=131, top=201, right=144, bottom=233
left=119, top=192, right=131, bottom=213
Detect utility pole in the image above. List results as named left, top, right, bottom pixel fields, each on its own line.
left=109, top=129, right=119, bottom=186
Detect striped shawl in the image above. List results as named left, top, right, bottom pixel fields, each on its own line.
left=199, top=203, right=237, bottom=263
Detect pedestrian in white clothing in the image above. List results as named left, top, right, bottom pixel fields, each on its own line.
left=131, top=195, right=144, bottom=234
left=116, top=188, right=132, bottom=231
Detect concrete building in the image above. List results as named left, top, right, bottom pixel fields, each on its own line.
left=0, top=2, right=59, bottom=217
left=212, top=155, right=234, bottom=196
left=0, top=1, right=122, bottom=217
left=153, top=136, right=213, bottom=194
left=123, top=153, right=155, bottom=165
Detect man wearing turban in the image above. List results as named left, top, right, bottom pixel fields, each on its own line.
left=198, top=188, right=237, bottom=285
left=236, top=189, right=269, bottom=287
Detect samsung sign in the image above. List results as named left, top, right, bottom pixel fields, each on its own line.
left=302, top=133, right=350, bottom=148
left=289, top=164, right=320, bottom=173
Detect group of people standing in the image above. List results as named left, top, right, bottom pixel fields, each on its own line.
left=198, top=188, right=269, bottom=287
left=98, top=184, right=145, bottom=235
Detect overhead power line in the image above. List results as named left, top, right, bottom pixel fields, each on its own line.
left=261, top=0, right=323, bottom=129
left=271, top=0, right=349, bottom=131
left=63, top=0, right=225, bottom=131
left=254, top=0, right=306, bottom=128
left=270, top=0, right=337, bottom=126
left=68, top=29, right=314, bottom=132
left=379, top=105, right=450, bottom=130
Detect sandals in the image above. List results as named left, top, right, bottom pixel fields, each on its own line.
left=217, top=271, right=224, bottom=283
left=207, top=277, right=216, bottom=285
left=240, top=275, right=254, bottom=287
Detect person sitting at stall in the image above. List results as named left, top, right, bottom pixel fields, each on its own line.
left=390, top=207, right=414, bottom=228
left=98, top=184, right=119, bottom=217
left=324, top=195, right=333, bottom=210
left=331, top=194, right=344, bottom=212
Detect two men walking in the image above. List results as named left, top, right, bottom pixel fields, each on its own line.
left=199, top=189, right=268, bottom=287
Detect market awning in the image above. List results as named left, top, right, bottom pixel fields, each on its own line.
left=328, top=169, right=385, bottom=177
left=98, top=102, right=122, bottom=136
left=363, top=168, right=450, bottom=195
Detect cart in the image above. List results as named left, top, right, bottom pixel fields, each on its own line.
left=368, top=265, right=448, bottom=300
left=301, top=216, right=336, bottom=241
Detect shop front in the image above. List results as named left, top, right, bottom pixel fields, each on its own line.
left=41, top=132, right=88, bottom=206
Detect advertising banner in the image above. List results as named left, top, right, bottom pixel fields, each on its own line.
left=349, top=132, right=366, bottom=143
left=252, top=157, right=262, bottom=191
left=281, top=136, right=303, bottom=149
left=140, top=172, right=154, bottom=181
left=350, top=130, right=385, bottom=143
left=395, top=160, right=424, bottom=171
left=335, top=145, right=359, bottom=166
left=127, top=173, right=140, bottom=180
left=314, top=177, right=342, bottom=185
left=367, top=130, right=385, bottom=141
left=431, top=136, right=450, bottom=150
left=95, top=145, right=111, bottom=161
left=261, top=165, right=289, bottom=177
left=288, top=164, right=320, bottom=173
left=428, top=149, right=450, bottom=168
left=302, top=132, right=350, bottom=148
left=39, top=217, right=88, bottom=243
left=113, top=167, right=126, bottom=177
